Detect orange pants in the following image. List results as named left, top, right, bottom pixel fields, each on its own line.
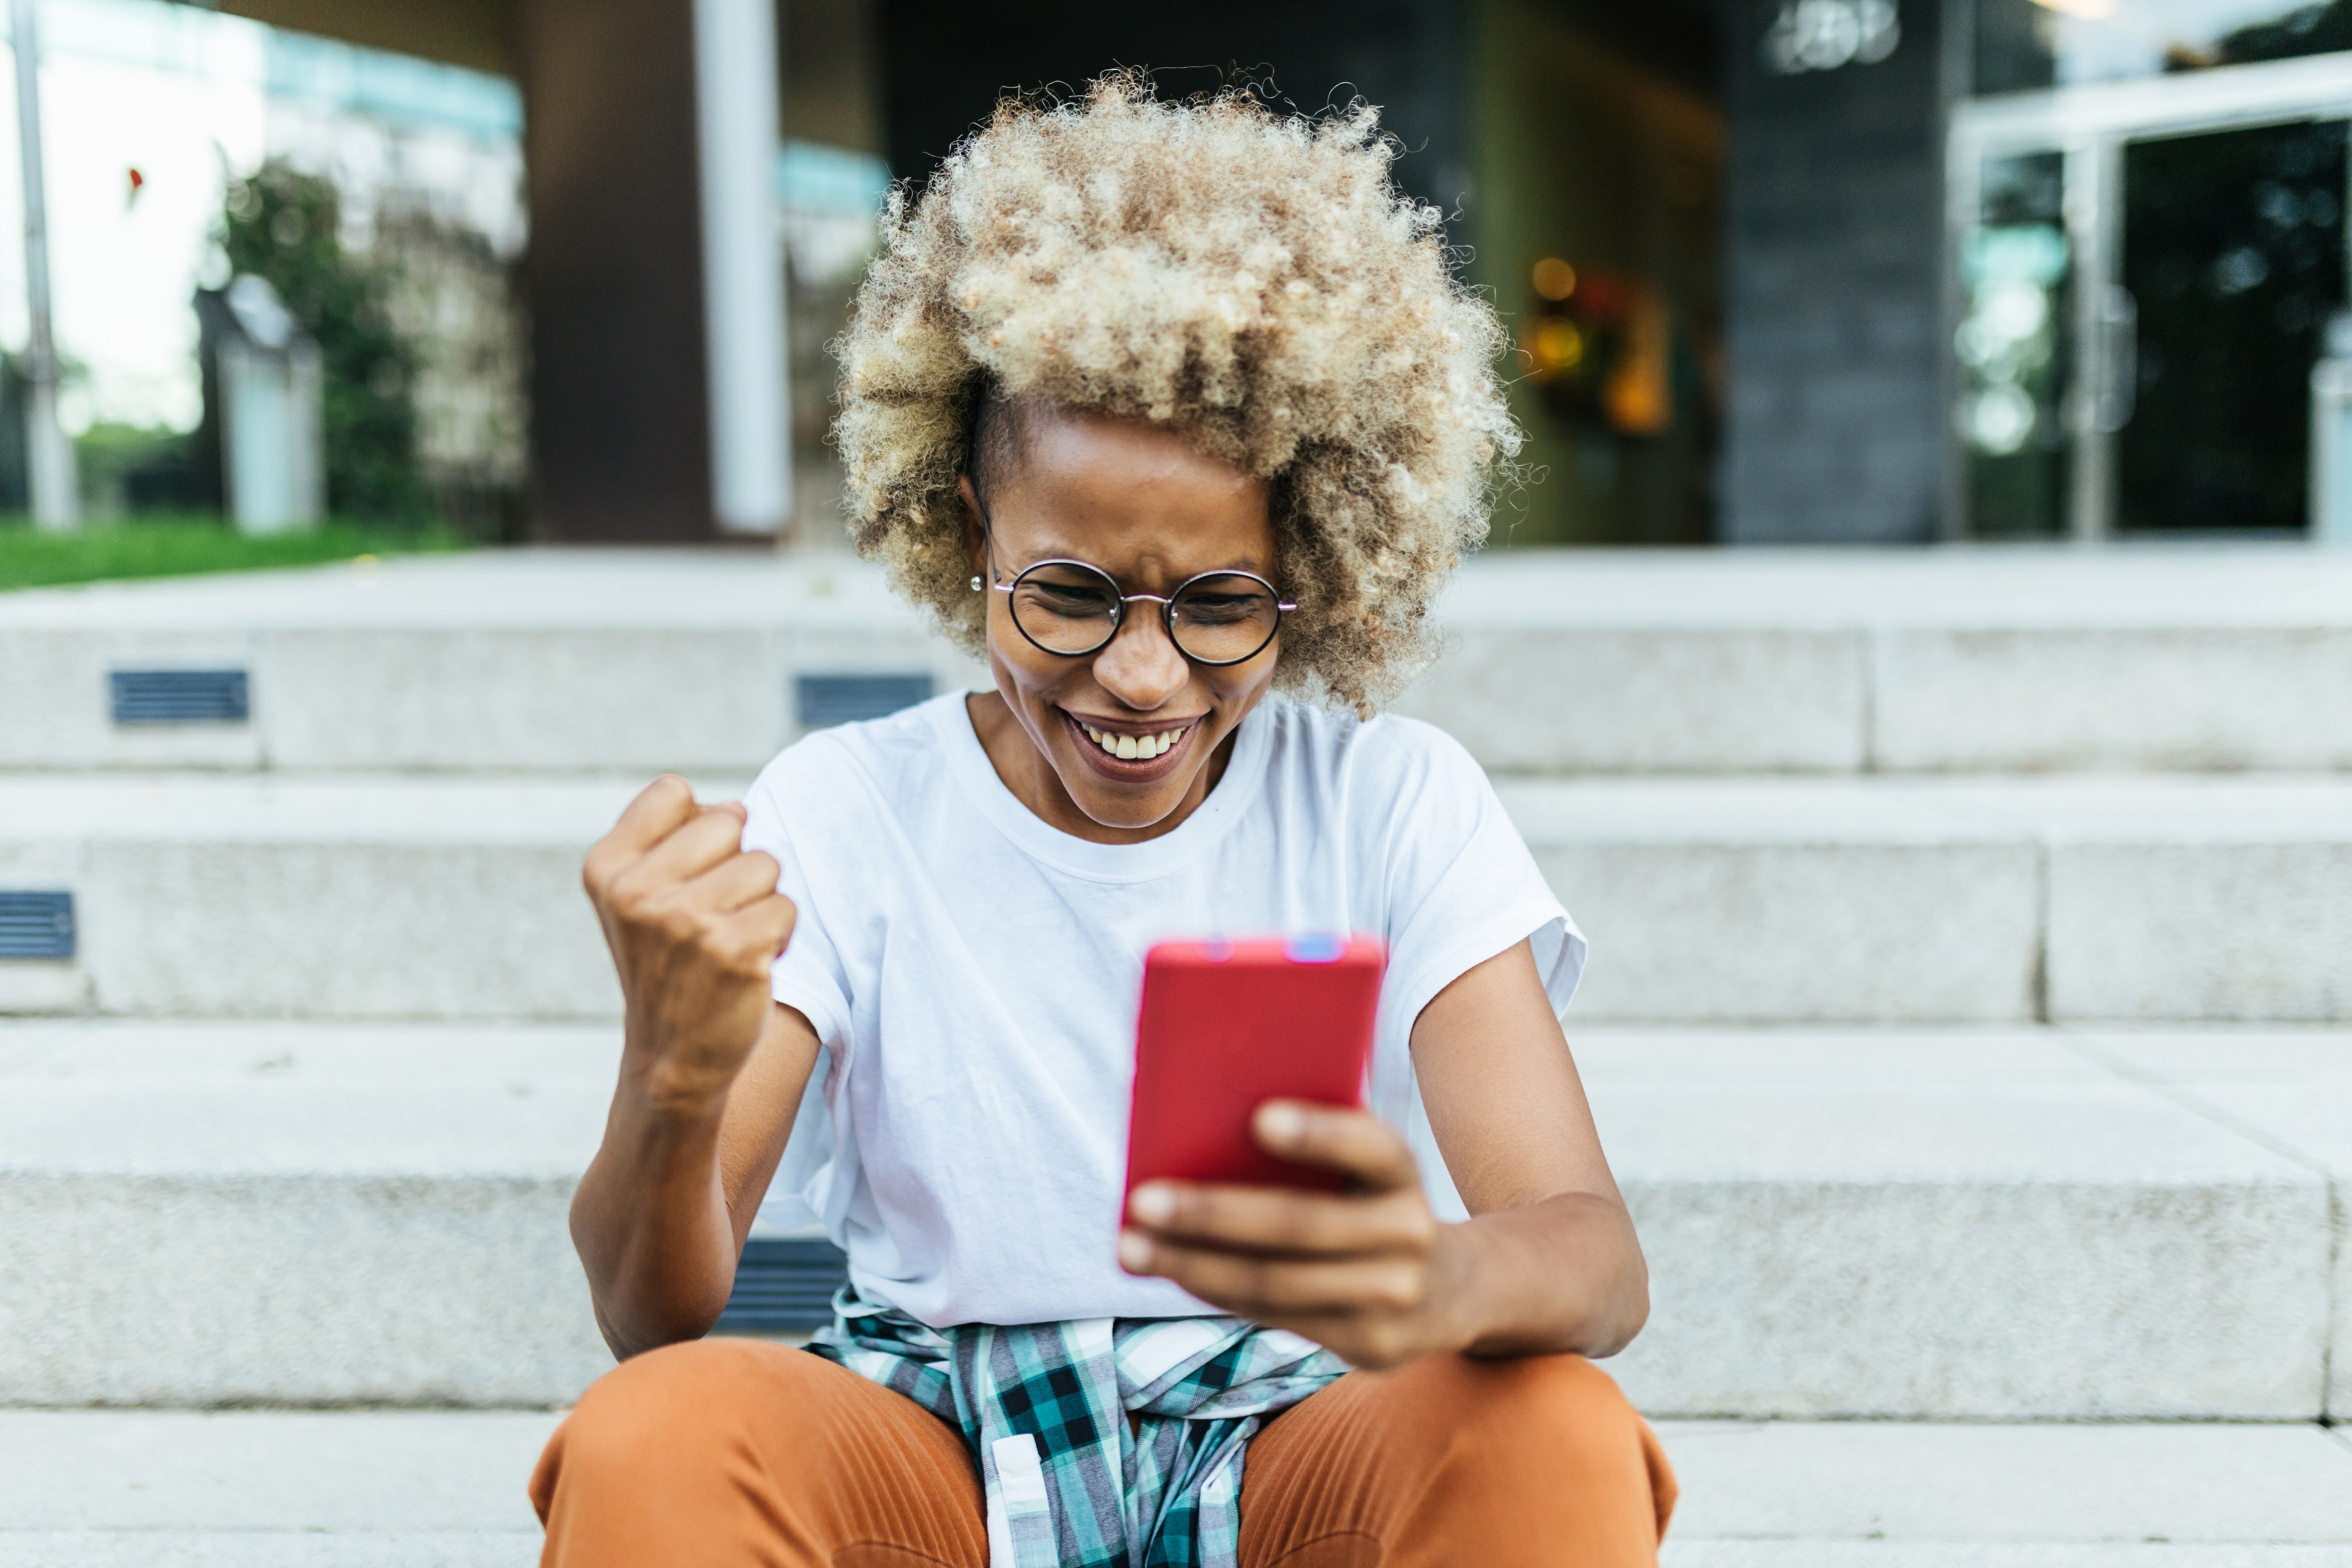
left=532, top=1337, right=1677, bottom=1567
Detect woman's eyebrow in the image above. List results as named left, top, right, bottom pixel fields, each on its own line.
left=1162, top=562, right=1272, bottom=585
left=1013, top=552, right=1271, bottom=578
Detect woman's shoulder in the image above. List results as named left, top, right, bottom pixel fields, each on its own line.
left=1258, top=695, right=1489, bottom=802
left=747, top=690, right=961, bottom=817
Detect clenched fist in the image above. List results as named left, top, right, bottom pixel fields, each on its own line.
left=582, top=774, right=796, bottom=1111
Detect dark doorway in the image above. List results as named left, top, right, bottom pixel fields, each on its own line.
left=876, top=0, right=1469, bottom=217
left=2119, top=118, right=2347, bottom=534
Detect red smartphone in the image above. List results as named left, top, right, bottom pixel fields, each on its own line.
left=1123, top=934, right=1386, bottom=1198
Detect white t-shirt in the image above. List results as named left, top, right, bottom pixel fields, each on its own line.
left=740, top=691, right=1584, bottom=1328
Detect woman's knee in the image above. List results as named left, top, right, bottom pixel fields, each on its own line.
left=544, top=1338, right=817, bottom=1484
left=1378, top=1352, right=1656, bottom=1497
left=1474, top=1353, right=1638, bottom=1435
left=533, top=1341, right=988, bottom=1560
left=1375, top=1351, right=1632, bottom=1435
left=1437, top=1354, right=1674, bottom=1540
left=1248, top=1354, right=1670, bottom=1562
left=1481, top=1357, right=1651, bottom=1463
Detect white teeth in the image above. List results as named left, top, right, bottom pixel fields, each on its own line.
left=1078, top=722, right=1185, bottom=760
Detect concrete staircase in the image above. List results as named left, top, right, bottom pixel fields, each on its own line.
left=1, top=771, right=2343, bottom=1024
left=8, top=1018, right=2342, bottom=1421
left=4, top=546, right=2350, bottom=1559
left=2, top=1408, right=2348, bottom=1565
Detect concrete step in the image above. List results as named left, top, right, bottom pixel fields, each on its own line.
left=1502, top=774, right=2352, bottom=1023
left=0, top=773, right=654, bottom=1019
left=0, top=1409, right=554, bottom=1566
left=1402, top=545, right=2352, bottom=777
left=0, top=1411, right=2346, bottom=1567
left=0, top=550, right=983, bottom=777
left=0, top=1021, right=618, bottom=1408
left=1655, top=1420, right=2352, bottom=1565
left=4, top=1020, right=2344, bottom=1416
left=1592, top=1029, right=2348, bottom=1420
left=3, top=773, right=2345, bottom=1023
left=3, top=547, right=2347, bottom=776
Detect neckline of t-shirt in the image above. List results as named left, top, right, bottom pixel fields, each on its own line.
left=935, top=690, right=1276, bottom=882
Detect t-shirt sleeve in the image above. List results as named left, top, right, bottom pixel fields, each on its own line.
left=737, top=760, right=855, bottom=1056
left=1364, top=719, right=1586, bottom=1040
left=736, top=754, right=859, bottom=1238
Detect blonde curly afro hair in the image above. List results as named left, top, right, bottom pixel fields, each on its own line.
left=832, top=74, right=1519, bottom=713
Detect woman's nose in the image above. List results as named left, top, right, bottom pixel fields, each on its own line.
left=1090, top=606, right=1190, bottom=709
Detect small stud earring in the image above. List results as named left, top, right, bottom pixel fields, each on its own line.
left=970, top=575, right=984, bottom=591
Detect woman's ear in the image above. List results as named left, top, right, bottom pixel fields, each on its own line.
left=959, top=475, right=988, bottom=584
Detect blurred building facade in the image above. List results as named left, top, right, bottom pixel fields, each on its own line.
left=0, top=2, right=528, bottom=526
left=187, top=0, right=2352, bottom=548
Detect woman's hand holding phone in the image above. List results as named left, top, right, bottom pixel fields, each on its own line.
left=582, top=773, right=798, bottom=1113
left=1118, top=1100, right=1470, bottom=1370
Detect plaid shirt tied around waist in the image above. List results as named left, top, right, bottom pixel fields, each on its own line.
left=810, top=1288, right=1351, bottom=1568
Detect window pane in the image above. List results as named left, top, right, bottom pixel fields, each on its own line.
left=1961, top=152, right=2074, bottom=538
left=1975, top=0, right=2352, bottom=96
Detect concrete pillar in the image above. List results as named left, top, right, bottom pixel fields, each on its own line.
left=11, top=0, right=76, bottom=531
left=1718, top=0, right=1948, bottom=545
left=695, top=0, right=792, bottom=535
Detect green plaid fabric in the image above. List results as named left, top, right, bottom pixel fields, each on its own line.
left=810, top=1288, right=1349, bottom=1568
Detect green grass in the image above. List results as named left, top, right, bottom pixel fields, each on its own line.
left=0, top=514, right=470, bottom=592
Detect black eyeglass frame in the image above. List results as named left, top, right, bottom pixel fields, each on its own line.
left=979, top=520, right=1296, bottom=668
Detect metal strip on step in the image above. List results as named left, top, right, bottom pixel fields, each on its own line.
left=716, top=1238, right=850, bottom=1332
left=795, top=672, right=932, bottom=730
left=109, top=669, right=250, bottom=724
left=0, top=891, right=75, bottom=960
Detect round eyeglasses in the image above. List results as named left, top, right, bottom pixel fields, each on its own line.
left=993, top=557, right=1296, bottom=666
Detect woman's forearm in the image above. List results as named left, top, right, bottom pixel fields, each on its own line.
left=571, top=779, right=806, bottom=1361
left=1439, top=1191, right=1650, bottom=1361
left=569, top=1053, right=742, bottom=1360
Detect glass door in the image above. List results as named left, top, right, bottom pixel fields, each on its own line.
left=1947, top=52, right=2352, bottom=538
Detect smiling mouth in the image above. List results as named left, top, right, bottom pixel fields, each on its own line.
left=1075, top=719, right=1191, bottom=760
left=1059, top=709, right=1200, bottom=774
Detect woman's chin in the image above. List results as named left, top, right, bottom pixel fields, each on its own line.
left=1061, top=773, right=1192, bottom=832
left=1053, top=741, right=1201, bottom=831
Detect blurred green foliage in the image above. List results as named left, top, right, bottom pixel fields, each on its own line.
left=0, top=514, right=464, bottom=591
left=220, top=161, right=427, bottom=520
left=77, top=422, right=204, bottom=514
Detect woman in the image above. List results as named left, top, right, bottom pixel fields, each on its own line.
left=539, top=78, right=1674, bottom=1568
